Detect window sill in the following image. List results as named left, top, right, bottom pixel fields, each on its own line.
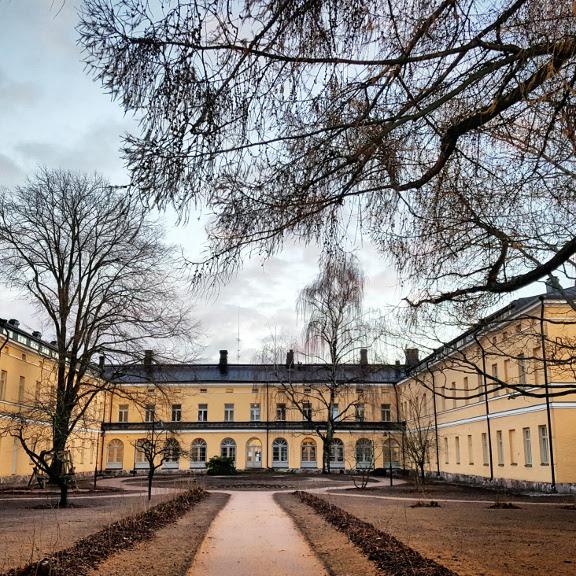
left=524, top=464, right=532, bottom=468
left=540, top=463, right=549, bottom=466
left=510, top=463, right=518, bottom=466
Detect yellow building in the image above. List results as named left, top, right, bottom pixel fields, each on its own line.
left=101, top=350, right=403, bottom=474
left=399, top=286, right=576, bottom=492
left=0, top=318, right=103, bottom=484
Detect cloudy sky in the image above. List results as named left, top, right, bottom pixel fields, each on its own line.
left=0, top=0, right=408, bottom=363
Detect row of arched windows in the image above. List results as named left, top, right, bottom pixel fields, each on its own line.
left=106, top=437, right=375, bottom=468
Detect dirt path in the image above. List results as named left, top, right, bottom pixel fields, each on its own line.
left=186, top=491, right=329, bottom=576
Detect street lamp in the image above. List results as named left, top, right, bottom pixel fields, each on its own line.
left=385, top=433, right=394, bottom=487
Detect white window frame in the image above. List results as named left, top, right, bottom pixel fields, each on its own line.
left=224, top=403, right=235, bottom=422
left=523, top=427, right=532, bottom=466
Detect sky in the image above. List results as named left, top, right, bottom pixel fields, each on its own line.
left=0, top=0, right=406, bottom=364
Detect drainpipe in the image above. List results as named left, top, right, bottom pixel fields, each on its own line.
left=479, top=339, right=494, bottom=481
left=429, top=367, right=441, bottom=477
left=539, top=296, right=556, bottom=491
left=266, top=381, right=270, bottom=469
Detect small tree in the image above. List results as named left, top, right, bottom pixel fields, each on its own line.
left=134, top=421, right=183, bottom=501
left=402, top=383, right=437, bottom=487
left=0, top=169, right=196, bottom=506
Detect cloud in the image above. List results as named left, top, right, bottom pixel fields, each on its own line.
left=13, top=118, right=134, bottom=184
left=0, top=71, right=42, bottom=112
left=0, top=153, right=24, bottom=187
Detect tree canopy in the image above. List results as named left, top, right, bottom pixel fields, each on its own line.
left=0, top=168, right=196, bottom=505
left=79, top=0, right=576, bottom=312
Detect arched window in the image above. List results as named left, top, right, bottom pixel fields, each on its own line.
left=301, top=438, right=317, bottom=467
left=163, top=438, right=181, bottom=468
left=220, top=438, right=236, bottom=461
left=107, top=439, right=124, bottom=469
left=272, top=438, right=288, bottom=467
left=330, top=438, right=345, bottom=466
left=355, top=438, right=373, bottom=469
left=191, top=438, right=207, bottom=464
left=134, top=438, right=149, bottom=468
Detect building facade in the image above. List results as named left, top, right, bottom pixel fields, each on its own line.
left=2, top=285, right=576, bottom=491
left=101, top=350, right=404, bottom=473
left=399, top=287, right=576, bottom=492
left=0, top=319, right=103, bottom=484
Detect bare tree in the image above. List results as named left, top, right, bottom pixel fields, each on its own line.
left=278, top=250, right=384, bottom=472
left=79, top=1, right=576, bottom=313
left=401, top=383, right=437, bottom=486
left=133, top=420, right=183, bottom=501
left=0, top=169, right=196, bottom=506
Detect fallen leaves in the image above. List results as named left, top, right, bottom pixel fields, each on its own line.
left=294, top=491, right=459, bottom=576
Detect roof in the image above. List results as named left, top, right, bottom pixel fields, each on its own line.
left=403, top=284, right=576, bottom=377
left=105, top=362, right=404, bottom=385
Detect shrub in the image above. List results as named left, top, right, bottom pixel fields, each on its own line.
left=206, top=456, right=236, bottom=475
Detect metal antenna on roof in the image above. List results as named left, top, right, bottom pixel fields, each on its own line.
left=236, top=309, right=241, bottom=363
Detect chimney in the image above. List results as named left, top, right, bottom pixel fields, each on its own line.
left=219, top=349, right=228, bottom=374
left=98, top=355, right=105, bottom=371
left=144, top=349, right=153, bottom=369
left=8, top=319, right=19, bottom=328
left=545, top=276, right=560, bottom=294
left=360, top=348, right=368, bottom=366
left=286, top=349, right=294, bottom=368
left=405, top=348, right=420, bottom=367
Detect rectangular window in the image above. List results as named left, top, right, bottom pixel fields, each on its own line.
left=439, top=388, right=445, bottom=411
left=451, top=382, right=456, bottom=408
left=302, top=402, right=312, bottom=421
left=538, top=425, right=550, bottom=465
left=532, top=347, right=541, bottom=385
left=455, top=436, right=461, bottom=465
left=381, top=403, right=391, bottom=422
left=491, top=364, right=499, bottom=397
left=496, top=430, right=504, bottom=466
left=35, top=381, right=41, bottom=401
left=18, top=376, right=25, bottom=402
left=463, top=377, right=469, bottom=404
left=518, top=354, right=527, bottom=386
left=250, top=403, right=261, bottom=422
left=481, top=433, right=489, bottom=466
left=198, top=403, right=208, bottom=422
left=200, top=388, right=207, bottom=394
left=509, top=429, right=517, bottom=465
left=0, top=370, right=6, bottom=400
left=523, top=427, right=532, bottom=466
left=444, top=437, right=449, bottom=464
left=477, top=373, right=484, bottom=399
left=224, top=403, right=234, bottom=422
left=467, top=435, right=474, bottom=465
left=504, top=359, right=511, bottom=393
left=331, top=403, right=339, bottom=420
left=171, top=404, right=182, bottom=422
left=118, top=404, right=129, bottom=423
left=355, top=403, right=365, bottom=422
left=276, top=403, right=286, bottom=421
left=144, top=404, right=155, bottom=422
left=226, top=388, right=234, bottom=393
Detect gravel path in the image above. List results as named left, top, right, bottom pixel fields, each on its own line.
left=186, top=491, right=329, bottom=576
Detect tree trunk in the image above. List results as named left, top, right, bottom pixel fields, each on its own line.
left=147, top=469, right=154, bottom=501
left=59, top=481, right=69, bottom=507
